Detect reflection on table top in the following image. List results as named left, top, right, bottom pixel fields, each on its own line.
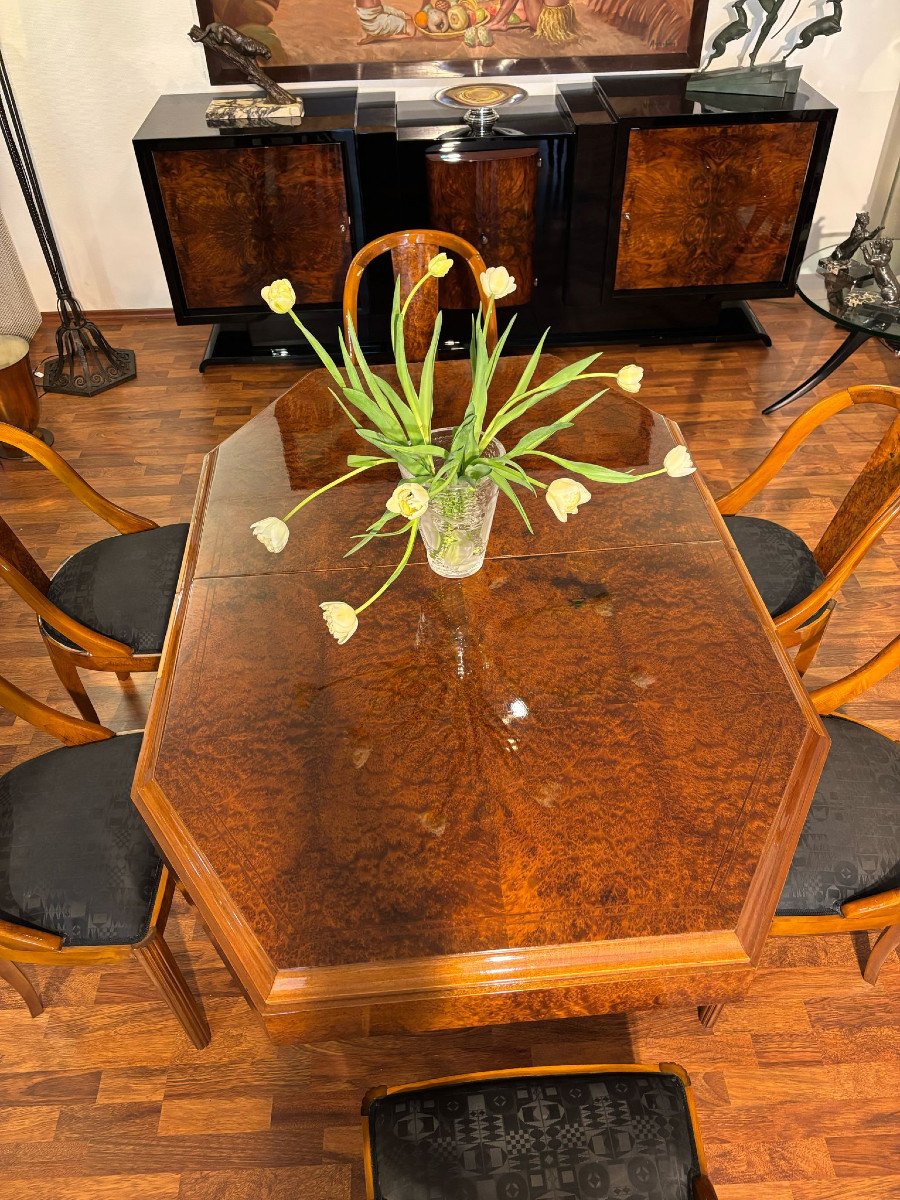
left=133, top=355, right=827, bottom=1033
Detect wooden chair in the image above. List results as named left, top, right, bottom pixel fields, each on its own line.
left=0, top=669, right=210, bottom=1048
left=363, top=1063, right=719, bottom=1200
left=0, top=422, right=189, bottom=724
left=342, top=229, right=499, bottom=363
left=700, top=634, right=900, bottom=1030
left=717, top=385, right=900, bottom=675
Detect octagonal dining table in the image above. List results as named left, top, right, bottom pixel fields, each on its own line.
left=133, top=355, right=828, bottom=1043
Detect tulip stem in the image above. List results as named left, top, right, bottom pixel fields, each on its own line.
left=282, top=460, right=392, bottom=523
left=401, top=274, right=431, bottom=324
left=355, top=520, right=419, bottom=616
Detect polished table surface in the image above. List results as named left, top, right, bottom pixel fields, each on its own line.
left=133, top=356, right=828, bottom=1041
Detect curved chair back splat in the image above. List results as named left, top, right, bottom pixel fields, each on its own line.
left=342, top=229, right=498, bottom=363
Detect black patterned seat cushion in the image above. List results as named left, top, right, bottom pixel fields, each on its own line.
left=41, top=523, right=189, bottom=653
left=368, top=1072, right=701, bottom=1200
left=0, top=733, right=162, bottom=947
left=777, top=716, right=900, bottom=917
left=723, top=514, right=825, bottom=619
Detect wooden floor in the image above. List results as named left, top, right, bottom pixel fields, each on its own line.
left=0, top=301, right=897, bottom=1199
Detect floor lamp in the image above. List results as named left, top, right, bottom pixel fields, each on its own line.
left=0, top=44, right=136, bottom=397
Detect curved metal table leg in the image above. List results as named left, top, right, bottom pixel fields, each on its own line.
left=763, top=329, right=871, bottom=415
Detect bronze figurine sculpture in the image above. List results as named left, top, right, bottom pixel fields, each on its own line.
left=786, top=0, right=844, bottom=59
left=862, top=238, right=900, bottom=307
left=189, top=23, right=295, bottom=105
left=827, top=213, right=885, bottom=264
left=693, top=0, right=845, bottom=97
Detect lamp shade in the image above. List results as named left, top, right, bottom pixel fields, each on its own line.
left=0, top=204, right=39, bottom=341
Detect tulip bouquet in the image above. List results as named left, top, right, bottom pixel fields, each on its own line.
left=253, top=257, right=695, bottom=645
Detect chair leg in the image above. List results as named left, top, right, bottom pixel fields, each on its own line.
left=115, top=672, right=131, bottom=682
left=698, top=1003, right=725, bottom=1029
left=862, top=923, right=900, bottom=985
left=132, top=931, right=211, bottom=1049
left=0, top=957, right=44, bottom=1018
left=44, top=641, right=100, bottom=724
left=794, top=606, right=834, bottom=678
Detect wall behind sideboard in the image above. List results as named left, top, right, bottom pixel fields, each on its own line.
left=1, top=0, right=897, bottom=312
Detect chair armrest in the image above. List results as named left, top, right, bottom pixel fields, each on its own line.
left=841, top=888, right=900, bottom=921
left=0, top=674, right=115, bottom=745
left=716, top=389, right=853, bottom=515
left=810, top=635, right=900, bottom=714
left=0, top=919, right=63, bottom=954
left=0, top=422, right=157, bottom=534
left=0, top=555, right=134, bottom=658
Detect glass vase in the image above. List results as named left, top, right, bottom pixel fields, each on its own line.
left=402, top=427, right=504, bottom=580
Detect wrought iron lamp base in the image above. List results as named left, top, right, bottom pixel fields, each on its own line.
left=41, top=316, right=137, bottom=398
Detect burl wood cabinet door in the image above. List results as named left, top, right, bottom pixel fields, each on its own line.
left=153, top=142, right=352, bottom=311
left=614, top=122, right=817, bottom=291
left=426, top=148, right=539, bottom=307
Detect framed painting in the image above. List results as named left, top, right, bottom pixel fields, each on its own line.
left=195, top=0, right=711, bottom=83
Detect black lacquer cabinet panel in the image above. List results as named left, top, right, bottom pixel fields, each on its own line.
left=134, top=78, right=836, bottom=365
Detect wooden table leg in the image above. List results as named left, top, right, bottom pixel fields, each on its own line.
left=0, top=957, right=44, bottom=1017
left=698, top=1003, right=726, bottom=1029
left=863, top=923, right=900, bottom=984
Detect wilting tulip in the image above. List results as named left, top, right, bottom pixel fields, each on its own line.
left=320, top=601, right=359, bottom=645
left=546, top=477, right=592, bottom=523
left=663, top=446, right=696, bottom=478
left=250, top=517, right=290, bottom=553
left=386, top=482, right=430, bottom=520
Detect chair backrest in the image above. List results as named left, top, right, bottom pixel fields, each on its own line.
left=0, top=422, right=155, bottom=655
left=809, top=632, right=900, bottom=716
left=717, top=386, right=900, bottom=576
left=0, top=671, right=114, bottom=746
left=342, top=229, right=498, bottom=363
left=812, top=390, right=900, bottom=575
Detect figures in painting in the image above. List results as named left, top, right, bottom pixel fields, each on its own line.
left=199, top=0, right=701, bottom=70
left=356, top=0, right=415, bottom=42
left=488, top=0, right=579, bottom=43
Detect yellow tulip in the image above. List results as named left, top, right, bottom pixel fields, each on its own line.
left=261, top=278, right=296, bottom=314
left=663, top=446, right=696, bottom=478
left=250, top=517, right=290, bottom=553
left=616, top=365, right=643, bottom=394
left=386, top=482, right=430, bottom=520
left=320, top=601, right=359, bottom=644
left=427, top=253, right=454, bottom=279
left=480, top=266, right=517, bottom=300
left=546, top=477, right=591, bottom=523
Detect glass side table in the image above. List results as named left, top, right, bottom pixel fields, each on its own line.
left=764, top=243, right=900, bottom=415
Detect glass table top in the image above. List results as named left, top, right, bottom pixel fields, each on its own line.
left=797, top=244, right=900, bottom=342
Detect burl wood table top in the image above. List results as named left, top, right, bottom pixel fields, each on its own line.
left=133, top=356, right=828, bottom=1039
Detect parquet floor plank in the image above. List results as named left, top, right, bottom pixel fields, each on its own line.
left=0, top=303, right=896, bottom=1196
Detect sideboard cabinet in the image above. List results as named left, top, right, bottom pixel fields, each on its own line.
left=134, top=78, right=835, bottom=367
